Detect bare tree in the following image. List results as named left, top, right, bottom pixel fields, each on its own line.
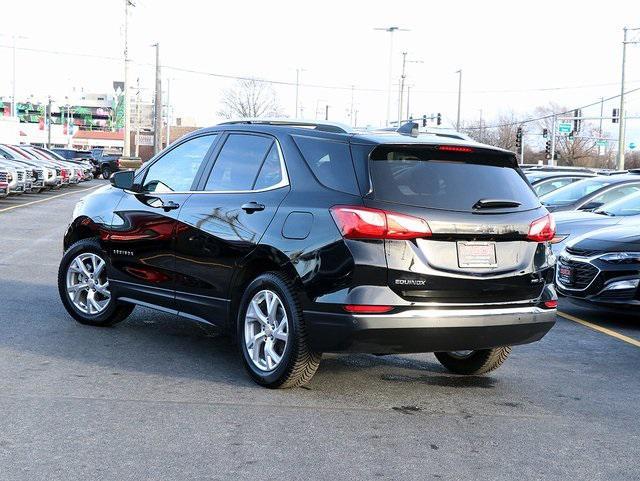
left=218, top=79, right=285, bottom=119
left=462, top=112, right=521, bottom=151
left=534, top=104, right=600, bottom=167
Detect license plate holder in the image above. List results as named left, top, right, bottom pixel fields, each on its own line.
left=558, top=266, right=573, bottom=285
left=457, top=241, right=497, bottom=268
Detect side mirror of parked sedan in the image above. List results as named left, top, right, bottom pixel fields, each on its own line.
left=110, top=170, right=135, bottom=190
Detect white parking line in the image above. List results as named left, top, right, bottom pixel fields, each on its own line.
left=0, top=184, right=102, bottom=214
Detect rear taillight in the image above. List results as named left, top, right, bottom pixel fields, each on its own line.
left=330, top=206, right=431, bottom=240
left=544, top=300, right=558, bottom=309
left=527, top=214, right=556, bottom=242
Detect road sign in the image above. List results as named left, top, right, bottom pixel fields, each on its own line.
left=558, top=122, right=572, bottom=134
left=136, top=134, right=154, bottom=146
left=597, top=139, right=607, bottom=147
left=630, top=142, right=637, bottom=150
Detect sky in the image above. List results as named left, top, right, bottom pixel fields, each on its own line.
left=1, top=0, right=640, bottom=146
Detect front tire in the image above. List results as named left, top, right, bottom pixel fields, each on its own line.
left=58, top=238, right=134, bottom=327
left=434, top=347, right=511, bottom=375
left=237, top=272, right=321, bottom=388
left=101, top=167, right=111, bottom=180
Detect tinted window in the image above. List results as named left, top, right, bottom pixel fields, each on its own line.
left=253, top=144, right=283, bottom=190
left=293, top=135, right=359, bottom=195
left=205, top=134, right=272, bottom=191
left=590, top=184, right=640, bottom=206
left=596, top=190, right=640, bottom=216
left=369, top=148, right=539, bottom=212
left=540, top=177, right=617, bottom=205
left=143, top=135, right=216, bottom=192
left=534, top=178, right=574, bottom=196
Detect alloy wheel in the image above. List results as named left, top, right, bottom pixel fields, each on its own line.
left=66, top=252, right=111, bottom=315
left=244, top=289, right=289, bottom=372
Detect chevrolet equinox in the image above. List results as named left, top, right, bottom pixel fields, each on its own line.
left=58, top=120, right=557, bottom=388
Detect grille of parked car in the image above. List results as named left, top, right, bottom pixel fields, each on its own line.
left=17, top=171, right=24, bottom=182
left=36, top=169, right=44, bottom=180
left=558, top=257, right=599, bottom=289
left=0, top=171, right=7, bottom=183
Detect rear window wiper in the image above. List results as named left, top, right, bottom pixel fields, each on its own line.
left=473, top=198, right=522, bottom=210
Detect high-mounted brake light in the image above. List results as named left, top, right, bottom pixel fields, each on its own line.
left=330, top=206, right=431, bottom=240
left=438, top=145, right=474, bottom=153
left=527, top=214, right=556, bottom=242
left=344, top=305, right=393, bottom=314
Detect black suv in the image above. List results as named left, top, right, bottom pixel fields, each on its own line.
left=58, top=120, right=557, bottom=388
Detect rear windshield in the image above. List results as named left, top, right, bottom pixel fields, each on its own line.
left=540, top=177, right=617, bottom=206
left=368, top=147, right=540, bottom=212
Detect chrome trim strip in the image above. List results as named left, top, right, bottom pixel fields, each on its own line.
left=352, top=306, right=556, bottom=329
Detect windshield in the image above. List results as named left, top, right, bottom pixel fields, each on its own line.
left=369, top=147, right=540, bottom=212
left=595, top=190, right=640, bottom=216
left=540, top=177, right=617, bottom=205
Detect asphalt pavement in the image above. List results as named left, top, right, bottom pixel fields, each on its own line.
left=0, top=180, right=638, bottom=481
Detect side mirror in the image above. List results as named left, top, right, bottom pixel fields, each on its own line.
left=110, top=170, right=135, bottom=190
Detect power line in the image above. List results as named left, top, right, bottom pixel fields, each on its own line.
left=464, top=86, right=640, bottom=130
left=1, top=43, right=638, bottom=96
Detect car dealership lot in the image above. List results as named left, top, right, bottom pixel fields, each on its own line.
left=0, top=181, right=638, bottom=480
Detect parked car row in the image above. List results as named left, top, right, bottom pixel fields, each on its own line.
left=52, top=147, right=142, bottom=180
left=0, top=144, right=94, bottom=198
left=523, top=165, right=640, bottom=310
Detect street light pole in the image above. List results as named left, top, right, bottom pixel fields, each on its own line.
left=123, top=0, right=135, bottom=158
left=153, top=42, right=162, bottom=155
left=295, top=68, right=303, bottom=119
left=455, top=69, right=462, bottom=131
left=375, top=27, right=408, bottom=126
left=616, top=27, right=640, bottom=170
left=12, top=35, right=16, bottom=118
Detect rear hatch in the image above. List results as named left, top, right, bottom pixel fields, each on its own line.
left=363, top=144, right=552, bottom=304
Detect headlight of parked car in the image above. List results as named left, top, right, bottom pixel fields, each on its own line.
left=599, top=252, right=640, bottom=264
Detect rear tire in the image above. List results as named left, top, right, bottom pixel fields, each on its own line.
left=102, top=167, right=111, bottom=180
left=434, top=347, right=511, bottom=375
left=58, top=238, right=134, bottom=327
left=237, top=272, right=321, bottom=388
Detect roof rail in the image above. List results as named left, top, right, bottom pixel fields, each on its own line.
left=217, top=118, right=352, bottom=134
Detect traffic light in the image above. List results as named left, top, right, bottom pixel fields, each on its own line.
left=545, top=140, right=551, bottom=159
left=515, top=126, right=523, bottom=149
left=422, top=114, right=427, bottom=127
left=436, top=113, right=442, bottom=126
left=612, top=108, right=619, bottom=124
left=573, top=109, right=581, bottom=132
left=542, top=128, right=548, bottom=138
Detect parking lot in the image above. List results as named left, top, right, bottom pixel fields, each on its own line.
left=0, top=180, right=638, bottom=480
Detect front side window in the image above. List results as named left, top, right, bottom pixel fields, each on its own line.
left=204, top=134, right=274, bottom=191
left=142, top=135, right=216, bottom=193
left=590, top=184, right=640, bottom=206
left=540, top=177, right=616, bottom=205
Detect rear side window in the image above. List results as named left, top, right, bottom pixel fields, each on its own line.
left=293, top=135, right=359, bottom=195
left=369, top=146, right=540, bottom=212
left=205, top=134, right=273, bottom=191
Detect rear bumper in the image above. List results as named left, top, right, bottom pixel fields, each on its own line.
left=304, top=306, right=556, bottom=353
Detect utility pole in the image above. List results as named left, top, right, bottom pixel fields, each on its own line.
left=12, top=36, right=16, bottom=118
left=134, top=77, right=141, bottom=158
left=398, top=52, right=407, bottom=125
left=166, top=78, right=171, bottom=148
left=294, top=69, right=305, bottom=119
left=617, top=27, right=640, bottom=170
left=123, top=0, right=135, bottom=158
left=374, top=26, right=409, bottom=126
left=46, top=96, right=52, bottom=148
left=455, top=69, right=462, bottom=131
left=550, top=115, right=557, bottom=166
left=153, top=43, right=162, bottom=155
left=325, top=104, right=329, bottom=121
left=349, top=85, right=355, bottom=126
left=406, top=85, right=411, bottom=121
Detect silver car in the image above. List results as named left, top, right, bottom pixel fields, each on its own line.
left=553, top=189, right=640, bottom=253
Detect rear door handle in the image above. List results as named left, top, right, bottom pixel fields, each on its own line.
left=162, top=200, right=180, bottom=212
left=241, top=202, right=265, bottom=213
